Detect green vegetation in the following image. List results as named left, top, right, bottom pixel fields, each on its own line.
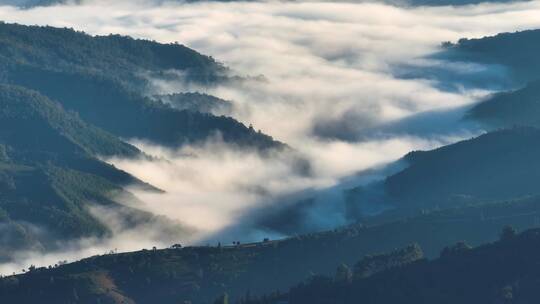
left=0, top=84, right=139, bottom=159
left=0, top=22, right=224, bottom=86
left=0, top=84, right=166, bottom=258
left=3, top=193, right=540, bottom=303
left=443, top=29, right=540, bottom=130
left=0, top=22, right=282, bottom=150
left=156, top=92, right=233, bottom=115
left=0, top=22, right=281, bottom=260
left=445, top=29, right=540, bottom=83
left=353, top=244, right=423, bottom=279
left=247, top=227, right=540, bottom=304
left=467, top=80, right=540, bottom=129
left=346, top=127, right=540, bottom=215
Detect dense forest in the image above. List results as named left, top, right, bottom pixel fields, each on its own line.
left=0, top=22, right=282, bottom=150
left=444, top=29, right=540, bottom=84
left=2, top=192, right=540, bottom=303
left=155, top=92, right=233, bottom=115
left=345, top=127, right=540, bottom=220
left=0, top=84, right=183, bottom=260
left=440, top=29, right=540, bottom=130
left=247, top=227, right=540, bottom=304
left=0, top=22, right=283, bottom=260
left=467, top=80, right=540, bottom=128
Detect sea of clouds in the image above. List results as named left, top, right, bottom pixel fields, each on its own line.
left=1, top=0, right=540, bottom=274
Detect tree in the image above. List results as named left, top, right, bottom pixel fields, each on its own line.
left=334, top=263, right=352, bottom=283
left=440, top=241, right=471, bottom=258
left=214, top=293, right=229, bottom=304
left=500, top=225, right=517, bottom=241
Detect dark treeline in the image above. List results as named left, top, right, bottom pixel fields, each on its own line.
left=245, top=227, right=540, bottom=304
left=3, top=192, right=540, bottom=303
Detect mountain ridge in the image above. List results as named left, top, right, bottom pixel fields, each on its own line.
left=0, top=22, right=284, bottom=150
left=0, top=84, right=183, bottom=260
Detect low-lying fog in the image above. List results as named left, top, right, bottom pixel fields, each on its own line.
left=1, top=0, right=540, bottom=274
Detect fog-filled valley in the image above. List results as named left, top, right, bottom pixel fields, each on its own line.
left=1, top=0, right=540, bottom=303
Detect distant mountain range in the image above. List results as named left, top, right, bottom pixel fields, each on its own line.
left=467, top=80, right=540, bottom=129
left=445, top=29, right=540, bottom=130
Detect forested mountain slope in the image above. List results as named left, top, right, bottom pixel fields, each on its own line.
left=2, top=192, right=540, bottom=303
left=0, top=21, right=281, bottom=266
left=0, top=84, right=139, bottom=159
left=0, top=22, right=224, bottom=86
left=250, top=227, right=540, bottom=304
left=444, top=29, right=540, bottom=130
left=467, top=79, right=540, bottom=128
left=0, top=22, right=282, bottom=150
left=445, top=28, right=540, bottom=83
left=155, top=92, right=233, bottom=115
left=0, top=84, right=172, bottom=260
left=347, top=127, right=540, bottom=216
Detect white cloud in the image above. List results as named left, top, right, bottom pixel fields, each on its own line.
left=1, top=0, right=540, bottom=272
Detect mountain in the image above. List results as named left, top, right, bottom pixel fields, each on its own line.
left=2, top=191, right=540, bottom=303
left=0, top=21, right=281, bottom=265
left=466, top=80, right=540, bottom=129
left=249, top=227, right=540, bottom=304
left=0, top=22, right=282, bottom=150
left=436, top=30, right=540, bottom=130
left=155, top=92, right=233, bottom=115
left=443, top=29, right=540, bottom=83
left=0, top=22, right=224, bottom=87
left=440, top=29, right=540, bottom=130
left=0, top=84, right=172, bottom=260
left=347, top=127, right=540, bottom=217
